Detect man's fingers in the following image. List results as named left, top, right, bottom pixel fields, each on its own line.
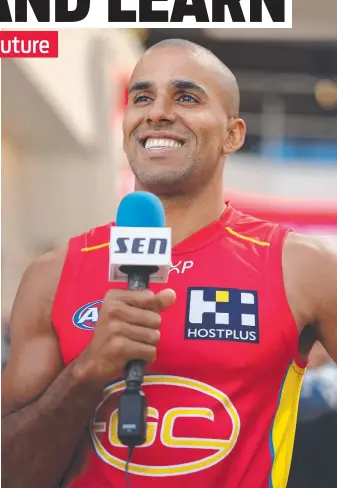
left=137, top=288, right=176, bottom=312
left=155, top=289, right=176, bottom=311
left=104, top=288, right=176, bottom=312
left=104, top=288, right=154, bottom=307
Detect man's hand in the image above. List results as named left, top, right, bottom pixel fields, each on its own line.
left=73, top=288, right=176, bottom=386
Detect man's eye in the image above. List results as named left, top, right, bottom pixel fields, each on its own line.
left=177, top=94, right=198, bottom=103
left=133, top=94, right=151, bottom=104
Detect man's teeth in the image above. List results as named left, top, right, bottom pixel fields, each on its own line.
left=144, top=138, right=183, bottom=150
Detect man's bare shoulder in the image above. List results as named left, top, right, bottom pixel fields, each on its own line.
left=10, top=245, right=69, bottom=332
left=284, top=231, right=336, bottom=255
left=22, top=245, right=68, bottom=290
left=284, top=232, right=337, bottom=282
left=27, top=244, right=68, bottom=274
left=283, top=232, right=337, bottom=360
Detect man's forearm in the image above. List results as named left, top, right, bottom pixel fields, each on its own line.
left=1, top=362, right=104, bottom=488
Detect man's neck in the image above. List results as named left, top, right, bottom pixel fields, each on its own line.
left=135, top=182, right=225, bottom=247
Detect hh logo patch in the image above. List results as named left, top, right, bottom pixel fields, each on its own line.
left=185, top=288, right=259, bottom=344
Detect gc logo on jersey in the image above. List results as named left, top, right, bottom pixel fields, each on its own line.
left=185, top=287, right=259, bottom=344
left=90, top=375, right=240, bottom=476
left=72, top=300, right=103, bottom=330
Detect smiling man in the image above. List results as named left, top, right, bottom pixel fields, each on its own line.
left=125, top=41, right=241, bottom=199
left=2, top=39, right=337, bottom=488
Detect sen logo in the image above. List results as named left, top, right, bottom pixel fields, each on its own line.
left=72, top=300, right=103, bottom=330
left=115, top=237, right=167, bottom=255
left=90, top=375, right=240, bottom=476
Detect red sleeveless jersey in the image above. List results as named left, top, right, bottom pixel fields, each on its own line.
left=52, top=203, right=306, bottom=488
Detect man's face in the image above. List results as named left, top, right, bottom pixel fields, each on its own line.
left=123, top=47, right=233, bottom=194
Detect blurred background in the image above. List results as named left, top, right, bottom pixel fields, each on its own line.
left=1, top=15, right=337, bottom=487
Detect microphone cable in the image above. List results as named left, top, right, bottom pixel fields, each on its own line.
left=125, top=445, right=134, bottom=488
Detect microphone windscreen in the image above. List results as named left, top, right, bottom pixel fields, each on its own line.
left=116, top=191, right=165, bottom=228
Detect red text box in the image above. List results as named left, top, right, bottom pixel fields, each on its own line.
left=0, top=31, right=58, bottom=58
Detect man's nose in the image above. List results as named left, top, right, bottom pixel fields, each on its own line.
left=145, top=96, right=176, bottom=125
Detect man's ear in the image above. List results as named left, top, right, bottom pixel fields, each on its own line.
left=223, top=118, right=246, bottom=155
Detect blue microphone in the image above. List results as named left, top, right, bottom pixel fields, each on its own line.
left=109, top=191, right=171, bottom=284
left=114, top=192, right=169, bottom=448
left=115, top=191, right=166, bottom=288
left=116, top=191, right=166, bottom=228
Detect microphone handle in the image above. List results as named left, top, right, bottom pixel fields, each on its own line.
left=123, top=266, right=159, bottom=386
left=119, top=265, right=159, bottom=290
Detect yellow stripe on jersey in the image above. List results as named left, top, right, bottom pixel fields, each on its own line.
left=225, top=226, right=270, bottom=247
left=81, top=242, right=110, bottom=252
left=269, top=361, right=306, bottom=488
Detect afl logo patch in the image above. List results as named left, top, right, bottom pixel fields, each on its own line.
left=72, top=300, right=103, bottom=330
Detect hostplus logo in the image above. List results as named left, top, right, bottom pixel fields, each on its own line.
left=185, top=287, right=259, bottom=343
